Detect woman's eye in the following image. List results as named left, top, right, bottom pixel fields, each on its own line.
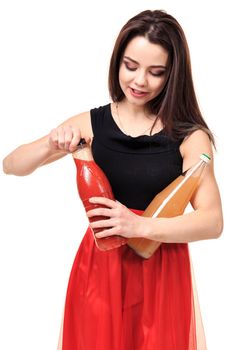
left=150, top=71, right=166, bottom=77
left=123, top=61, right=166, bottom=76
left=124, top=62, right=137, bottom=71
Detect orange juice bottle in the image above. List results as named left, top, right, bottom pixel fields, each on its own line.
left=127, top=153, right=211, bottom=259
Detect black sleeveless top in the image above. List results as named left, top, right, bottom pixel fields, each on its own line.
left=90, top=104, right=183, bottom=210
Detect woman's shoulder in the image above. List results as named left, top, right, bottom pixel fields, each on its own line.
left=59, top=103, right=110, bottom=139
left=181, top=129, right=212, bottom=148
left=90, top=103, right=112, bottom=133
left=180, top=129, right=213, bottom=170
left=90, top=103, right=111, bottom=121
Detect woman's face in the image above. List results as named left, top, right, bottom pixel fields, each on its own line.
left=119, top=36, right=169, bottom=107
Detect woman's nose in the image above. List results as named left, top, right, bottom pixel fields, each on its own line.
left=134, top=70, right=147, bottom=87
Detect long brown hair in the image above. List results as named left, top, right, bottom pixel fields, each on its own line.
left=108, top=10, right=215, bottom=144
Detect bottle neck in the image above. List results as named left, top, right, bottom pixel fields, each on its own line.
left=183, top=158, right=209, bottom=179
left=72, top=143, right=94, bottom=161
left=182, top=154, right=210, bottom=177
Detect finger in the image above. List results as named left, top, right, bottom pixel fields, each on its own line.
left=49, top=129, right=59, bottom=149
left=89, top=197, right=117, bottom=208
left=69, top=129, right=81, bottom=152
left=57, top=127, right=65, bottom=149
left=87, top=207, right=112, bottom=218
left=90, top=218, right=115, bottom=229
left=95, top=227, right=120, bottom=238
left=64, top=126, right=73, bottom=150
left=85, top=136, right=92, bottom=144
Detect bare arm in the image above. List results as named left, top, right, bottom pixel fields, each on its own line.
left=87, top=130, right=223, bottom=243
left=142, top=130, right=223, bottom=242
left=2, top=111, right=93, bottom=176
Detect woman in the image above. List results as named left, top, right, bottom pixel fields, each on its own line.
left=3, top=9, right=223, bottom=350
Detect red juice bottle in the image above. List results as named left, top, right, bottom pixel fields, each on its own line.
left=72, top=139, right=127, bottom=251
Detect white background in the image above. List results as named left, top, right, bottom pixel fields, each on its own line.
left=0, top=0, right=232, bottom=349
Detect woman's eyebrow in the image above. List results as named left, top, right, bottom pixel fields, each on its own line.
left=124, top=55, right=166, bottom=69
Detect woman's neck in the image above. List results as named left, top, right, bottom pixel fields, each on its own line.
left=113, top=101, right=163, bottom=137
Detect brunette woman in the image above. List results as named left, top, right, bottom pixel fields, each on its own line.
left=3, top=10, right=223, bottom=350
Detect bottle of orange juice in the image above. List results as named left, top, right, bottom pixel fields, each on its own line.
left=127, top=153, right=211, bottom=259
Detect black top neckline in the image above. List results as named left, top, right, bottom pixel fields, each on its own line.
left=107, top=103, right=165, bottom=140
left=90, top=103, right=183, bottom=155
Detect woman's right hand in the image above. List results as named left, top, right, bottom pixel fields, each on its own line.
left=48, top=125, right=82, bottom=153
left=3, top=111, right=92, bottom=175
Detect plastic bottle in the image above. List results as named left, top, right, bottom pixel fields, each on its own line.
left=127, top=153, right=211, bottom=259
left=72, top=139, right=127, bottom=251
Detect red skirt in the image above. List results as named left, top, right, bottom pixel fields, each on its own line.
left=61, top=209, right=205, bottom=350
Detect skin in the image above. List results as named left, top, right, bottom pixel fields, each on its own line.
left=3, top=36, right=223, bottom=244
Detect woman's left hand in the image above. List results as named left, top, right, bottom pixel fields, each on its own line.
left=87, top=197, right=148, bottom=238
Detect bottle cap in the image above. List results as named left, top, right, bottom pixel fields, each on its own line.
left=78, top=138, right=87, bottom=146
left=200, top=153, right=211, bottom=163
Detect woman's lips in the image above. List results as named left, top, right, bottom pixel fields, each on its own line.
left=129, top=87, right=148, bottom=97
